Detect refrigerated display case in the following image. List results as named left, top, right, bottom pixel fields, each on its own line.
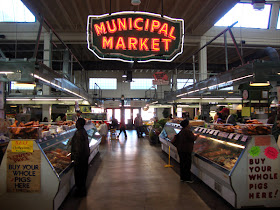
left=0, top=123, right=101, bottom=210
left=159, top=122, right=280, bottom=208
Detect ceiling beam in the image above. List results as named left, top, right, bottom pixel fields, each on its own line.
left=86, top=0, right=94, bottom=14
left=71, top=0, right=86, bottom=30
left=55, top=0, right=75, bottom=30
left=40, top=0, right=64, bottom=30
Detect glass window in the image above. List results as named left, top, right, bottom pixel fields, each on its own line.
left=89, top=78, right=117, bottom=90
left=10, top=81, right=34, bottom=90
left=277, top=9, right=280, bottom=29
left=142, top=107, right=154, bottom=121
left=133, top=109, right=139, bottom=122
left=0, top=0, right=35, bottom=22
left=220, top=86, right=233, bottom=91
left=177, top=79, right=194, bottom=89
left=130, top=78, right=154, bottom=89
left=215, top=3, right=271, bottom=29
left=114, top=109, right=121, bottom=123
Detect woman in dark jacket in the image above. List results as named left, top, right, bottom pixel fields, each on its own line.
left=172, top=119, right=199, bottom=183
left=71, top=118, right=90, bottom=196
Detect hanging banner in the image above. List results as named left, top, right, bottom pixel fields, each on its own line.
left=6, top=149, right=41, bottom=193
left=87, top=11, right=184, bottom=63
left=104, top=100, right=120, bottom=108
left=152, top=71, right=169, bottom=85
left=130, top=100, right=146, bottom=107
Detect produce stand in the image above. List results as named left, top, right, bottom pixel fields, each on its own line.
left=0, top=122, right=101, bottom=210
left=159, top=122, right=280, bottom=208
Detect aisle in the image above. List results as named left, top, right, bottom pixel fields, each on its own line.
left=59, top=130, right=210, bottom=210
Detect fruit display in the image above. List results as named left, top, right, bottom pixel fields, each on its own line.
left=45, top=148, right=72, bottom=174
left=193, top=138, right=242, bottom=170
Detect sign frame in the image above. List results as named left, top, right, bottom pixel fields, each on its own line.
left=87, top=11, right=184, bottom=63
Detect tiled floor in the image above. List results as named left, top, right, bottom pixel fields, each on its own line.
left=59, top=130, right=233, bottom=210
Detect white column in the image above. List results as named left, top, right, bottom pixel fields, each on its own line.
left=269, top=2, right=280, bottom=30
left=42, top=32, right=52, bottom=122
left=199, top=36, right=207, bottom=81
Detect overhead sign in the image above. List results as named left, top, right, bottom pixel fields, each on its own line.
left=104, top=100, right=120, bottom=108
left=87, top=11, right=184, bottom=63
left=153, top=71, right=169, bottom=85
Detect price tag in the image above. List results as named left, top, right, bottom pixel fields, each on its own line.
left=234, top=134, right=241, bottom=140
left=228, top=133, right=235, bottom=139
left=202, top=129, right=207, bottom=133
left=209, top=130, right=215, bottom=135
left=214, top=130, right=219, bottom=136
left=218, top=132, right=224, bottom=137
left=206, top=129, right=210, bottom=134
left=223, top=132, right=229, bottom=138
left=199, top=128, right=203, bottom=132
left=241, top=135, right=248, bottom=142
left=194, top=127, right=199, bottom=131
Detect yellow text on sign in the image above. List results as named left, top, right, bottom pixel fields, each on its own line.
left=12, top=141, right=33, bottom=153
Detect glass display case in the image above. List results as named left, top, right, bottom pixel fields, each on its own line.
left=0, top=122, right=101, bottom=210
left=159, top=122, right=280, bottom=208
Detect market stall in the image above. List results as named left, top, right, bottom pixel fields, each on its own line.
left=0, top=122, right=101, bottom=210
left=159, top=122, right=280, bottom=208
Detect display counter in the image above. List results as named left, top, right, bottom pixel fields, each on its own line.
left=159, top=122, right=280, bottom=208
left=0, top=123, right=101, bottom=210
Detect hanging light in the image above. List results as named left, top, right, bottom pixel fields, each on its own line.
left=122, top=71, right=127, bottom=78
left=250, top=81, right=270, bottom=86
left=131, top=0, right=141, bottom=6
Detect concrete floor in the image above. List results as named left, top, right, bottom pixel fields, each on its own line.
left=59, top=130, right=233, bottom=210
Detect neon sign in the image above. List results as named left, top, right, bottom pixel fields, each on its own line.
left=87, top=11, right=184, bottom=63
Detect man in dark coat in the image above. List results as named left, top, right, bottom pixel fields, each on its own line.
left=71, top=118, right=90, bottom=196
left=172, top=119, right=199, bottom=183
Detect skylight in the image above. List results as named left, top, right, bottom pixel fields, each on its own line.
left=215, top=3, right=271, bottom=29
left=0, top=0, right=35, bottom=22
left=277, top=9, right=280, bottom=29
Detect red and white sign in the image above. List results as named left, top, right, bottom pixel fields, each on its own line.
left=152, top=72, right=169, bottom=85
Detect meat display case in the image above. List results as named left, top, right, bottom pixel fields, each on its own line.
left=0, top=122, right=101, bottom=210
left=159, top=122, right=280, bottom=208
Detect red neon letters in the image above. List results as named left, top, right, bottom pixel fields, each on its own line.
left=95, top=16, right=176, bottom=52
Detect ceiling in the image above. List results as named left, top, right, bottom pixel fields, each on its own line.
left=0, top=0, right=279, bottom=74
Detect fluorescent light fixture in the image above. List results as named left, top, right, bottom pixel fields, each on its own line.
left=32, top=99, right=57, bottom=101
left=14, top=82, right=36, bottom=88
left=228, top=91, right=234, bottom=94
left=227, top=98, right=242, bottom=100
left=58, top=98, right=83, bottom=101
left=203, top=98, right=224, bottom=100
left=250, top=81, right=270, bottom=86
left=0, top=71, right=14, bottom=74
left=227, top=142, right=245, bottom=149
left=151, top=101, right=158, bottom=104
left=6, top=98, right=31, bottom=101
left=181, top=98, right=200, bottom=100
left=10, top=105, right=17, bottom=107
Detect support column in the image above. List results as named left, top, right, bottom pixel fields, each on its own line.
left=199, top=36, right=207, bottom=81
left=42, top=32, right=52, bottom=122
left=269, top=3, right=280, bottom=30
left=171, top=69, right=177, bottom=92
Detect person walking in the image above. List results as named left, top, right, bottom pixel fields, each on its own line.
left=70, top=118, right=90, bottom=196
left=118, top=119, right=127, bottom=138
left=134, top=113, right=143, bottom=138
left=171, top=119, right=199, bottom=183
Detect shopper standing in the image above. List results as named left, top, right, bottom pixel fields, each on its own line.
left=171, top=119, right=199, bottom=183
left=98, top=121, right=108, bottom=143
left=72, top=110, right=82, bottom=121
left=134, top=113, right=143, bottom=138
left=71, top=118, right=90, bottom=196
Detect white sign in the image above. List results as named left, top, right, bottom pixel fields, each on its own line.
left=152, top=79, right=169, bottom=85
left=130, top=100, right=146, bottom=107
left=104, top=100, right=120, bottom=108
